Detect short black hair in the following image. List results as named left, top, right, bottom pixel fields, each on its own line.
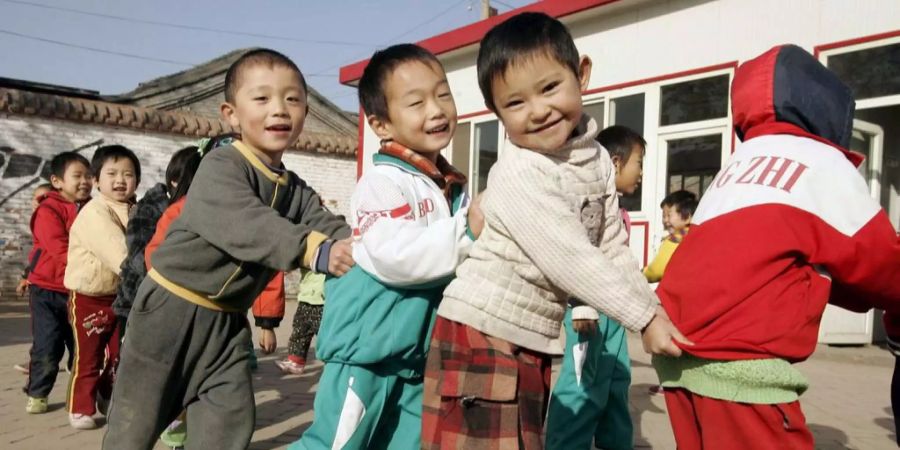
left=224, top=49, right=307, bottom=103
left=90, top=145, right=141, bottom=181
left=49, top=151, right=90, bottom=180
left=597, top=125, right=646, bottom=162
left=661, top=190, right=697, bottom=219
left=477, top=12, right=581, bottom=112
left=358, top=44, right=443, bottom=120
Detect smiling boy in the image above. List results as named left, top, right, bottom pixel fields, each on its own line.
left=293, top=43, right=478, bottom=450
left=103, top=49, right=353, bottom=450
left=64, top=145, right=139, bottom=430
left=421, top=13, right=688, bottom=449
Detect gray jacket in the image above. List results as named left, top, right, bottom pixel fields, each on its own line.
left=150, top=142, right=350, bottom=311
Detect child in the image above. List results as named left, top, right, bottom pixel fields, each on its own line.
left=546, top=125, right=646, bottom=450
left=22, top=154, right=91, bottom=412
left=64, top=145, right=140, bottom=430
left=643, top=190, right=696, bottom=283
left=421, top=13, right=687, bottom=450
left=139, top=134, right=284, bottom=449
left=653, top=44, right=900, bottom=450
left=103, top=49, right=353, bottom=450
left=114, top=144, right=199, bottom=327
left=275, top=269, right=325, bottom=375
left=16, top=182, right=56, bottom=375
left=293, top=43, right=478, bottom=450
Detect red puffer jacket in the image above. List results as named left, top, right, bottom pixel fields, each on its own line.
left=27, top=191, right=87, bottom=293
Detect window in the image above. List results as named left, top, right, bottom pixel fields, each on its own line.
left=611, top=94, right=644, bottom=135
left=666, top=134, right=722, bottom=198
left=583, top=101, right=605, bottom=128
left=827, top=42, right=900, bottom=100
left=659, top=75, right=729, bottom=125
left=451, top=122, right=471, bottom=176
left=825, top=37, right=900, bottom=229
left=473, top=120, right=499, bottom=193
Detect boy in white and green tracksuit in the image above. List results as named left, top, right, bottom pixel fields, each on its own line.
left=292, top=44, right=478, bottom=450
left=292, top=141, right=475, bottom=450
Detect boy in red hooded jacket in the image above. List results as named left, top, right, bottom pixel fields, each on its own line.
left=24, top=152, right=92, bottom=414
left=653, top=44, right=900, bottom=450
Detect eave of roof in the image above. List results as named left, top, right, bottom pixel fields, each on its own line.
left=339, top=0, right=622, bottom=85
left=0, top=87, right=357, bottom=156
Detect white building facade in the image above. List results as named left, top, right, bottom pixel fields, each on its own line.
left=341, top=0, right=900, bottom=344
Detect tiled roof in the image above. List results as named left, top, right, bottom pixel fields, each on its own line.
left=0, top=87, right=357, bottom=156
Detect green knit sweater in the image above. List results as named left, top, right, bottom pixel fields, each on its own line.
left=653, top=353, right=809, bottom=404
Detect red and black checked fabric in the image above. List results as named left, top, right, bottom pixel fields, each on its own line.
left=422, top=316, right=551, bottom=450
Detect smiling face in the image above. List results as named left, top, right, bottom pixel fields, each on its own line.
left=51, top=161, right=92, bottom=203
left=368, top=60, right=457, bottom=159
left=96, top=157, right=137, bottom=203
left=666, top=206, right=692, bottom=233
left=221, top=64, right=307, bottom=164
left=490, top=52, right=591, bottom=154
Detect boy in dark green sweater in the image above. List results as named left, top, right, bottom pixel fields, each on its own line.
left=103, top=49, right=353, bottom=450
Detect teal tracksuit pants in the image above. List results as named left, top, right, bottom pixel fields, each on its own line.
left=290, top=362, right=423, bottom=450
left=546, top=308, right=633, bottom=450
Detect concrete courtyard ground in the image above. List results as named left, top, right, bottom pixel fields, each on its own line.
left=1, top=297, right=896, bottom=449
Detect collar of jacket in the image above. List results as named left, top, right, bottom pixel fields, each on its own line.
left=232, top=140, right=290, bottom=186
left=374, top=140, right=467, bottom=194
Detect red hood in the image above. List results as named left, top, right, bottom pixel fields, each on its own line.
left=731, top=44, right=863, bottom=167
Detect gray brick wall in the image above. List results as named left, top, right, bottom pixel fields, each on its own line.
left=0, top=112, right=356, bottom=300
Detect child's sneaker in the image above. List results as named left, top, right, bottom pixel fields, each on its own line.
left=68, top=413, right=97, bottom=430
left=25, top=396, right=47, bottom=414
left=275, top=358, right=306, bottom=375
left=159, top=419, right=187, bottom=449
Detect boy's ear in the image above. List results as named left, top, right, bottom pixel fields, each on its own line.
left=610, top=154, right=622, bottom=171
left=367, top=115, right=393, bottom=141
left=220, top=102, right=241, bottom=129
left=578, top=55, right=593, bottom=91
left=49, top=174, right=63, bottom=190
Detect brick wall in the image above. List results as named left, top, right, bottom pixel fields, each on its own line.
left=0, top=112, right=356, bottom=300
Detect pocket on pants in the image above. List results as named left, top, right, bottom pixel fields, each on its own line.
left=125, top=286, right=188, bottom=365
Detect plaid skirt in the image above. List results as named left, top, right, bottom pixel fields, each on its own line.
left=421, top=316, right=552, bottom=450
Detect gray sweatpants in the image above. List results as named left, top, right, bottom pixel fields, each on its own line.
left=102, top=278, right=255, bottom=450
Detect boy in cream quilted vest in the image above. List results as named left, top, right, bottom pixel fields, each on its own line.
left=421, top=12, right=690, bottom=449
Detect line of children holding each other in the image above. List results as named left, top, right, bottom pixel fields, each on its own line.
left=20, top=10, right=897, bottom=450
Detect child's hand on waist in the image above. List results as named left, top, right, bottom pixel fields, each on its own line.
left=327, top=238, right=355, bottom=276
left=641, top=305, right=693, bottom=357
left=572, top=318, right=597, bottom=336
left=467, top=191, right=486, bottom=239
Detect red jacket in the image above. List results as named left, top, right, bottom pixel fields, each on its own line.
left=658, top=45, right=900, bottom=363
left=146, top=198, right=285, bottom=328
left=27, top=191, right=86, bottom=293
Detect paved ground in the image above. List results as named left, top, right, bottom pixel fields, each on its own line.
left=1, top=297, right=896, bottom=449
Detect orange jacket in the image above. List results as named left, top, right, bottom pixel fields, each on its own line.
left=146, top=198, right=285, bottom=328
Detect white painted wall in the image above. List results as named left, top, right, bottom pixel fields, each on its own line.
left=0, top=113, right=355, bottom=299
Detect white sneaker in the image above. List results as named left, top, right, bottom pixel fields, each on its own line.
left=68, top=413, right=97, bottom=430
